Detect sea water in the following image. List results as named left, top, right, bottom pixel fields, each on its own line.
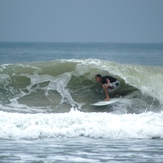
left=0, top=42, right=163, bottom=162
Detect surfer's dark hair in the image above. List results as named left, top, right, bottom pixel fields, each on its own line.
left=95, top=74, right=102, bottom=78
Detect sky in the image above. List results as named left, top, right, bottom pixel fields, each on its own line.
left=0, top=0, right=163, bottom=43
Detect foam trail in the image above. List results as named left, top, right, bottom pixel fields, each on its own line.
left=0, top=111, right=163, bottom=139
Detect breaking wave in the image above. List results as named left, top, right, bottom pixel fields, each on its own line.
left=0, top=59, right=163, bottom=139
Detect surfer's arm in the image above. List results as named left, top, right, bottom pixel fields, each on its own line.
left=105, top=78, right=111, bottom=88
left=102, top=80, right=110, bottom=101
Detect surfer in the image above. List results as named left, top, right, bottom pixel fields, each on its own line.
left=95, top=74, right=120, bottom=101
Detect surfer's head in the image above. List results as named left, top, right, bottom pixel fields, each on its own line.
left=95, top=74, right=102, bottom=82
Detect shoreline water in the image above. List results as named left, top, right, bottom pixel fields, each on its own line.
left=1, top=138, right=163, bottom=163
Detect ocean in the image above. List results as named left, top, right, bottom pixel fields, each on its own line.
left=0, top=42, right=163, bottom=162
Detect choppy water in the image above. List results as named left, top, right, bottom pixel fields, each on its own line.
left=1, top=138, right=163, bottom=163
left=0, top=42, right=163, bottom=162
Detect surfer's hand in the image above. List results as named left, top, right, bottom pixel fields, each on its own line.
left=105, top=84, right=109, bottom=87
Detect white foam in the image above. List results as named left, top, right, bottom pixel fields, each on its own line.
left=0, top=110, right=163, bottom=139
left=13, top=71, right=82, bottom=110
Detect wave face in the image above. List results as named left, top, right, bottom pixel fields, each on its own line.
left=0, top=59, right=162, bottom=113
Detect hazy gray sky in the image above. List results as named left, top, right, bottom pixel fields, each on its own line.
left=0, top=0, right=163, bottom=43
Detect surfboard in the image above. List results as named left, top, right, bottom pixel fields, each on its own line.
left=91, top=96, right=122, bottom=106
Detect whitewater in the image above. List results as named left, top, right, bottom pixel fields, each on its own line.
left=0, top=42, right=163, bottom=162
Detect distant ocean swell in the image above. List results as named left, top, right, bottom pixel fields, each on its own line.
left=0, top=58, right=162, bottom=113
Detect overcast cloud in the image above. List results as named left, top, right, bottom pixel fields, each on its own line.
left=0, top=0, right=163, bottom=43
